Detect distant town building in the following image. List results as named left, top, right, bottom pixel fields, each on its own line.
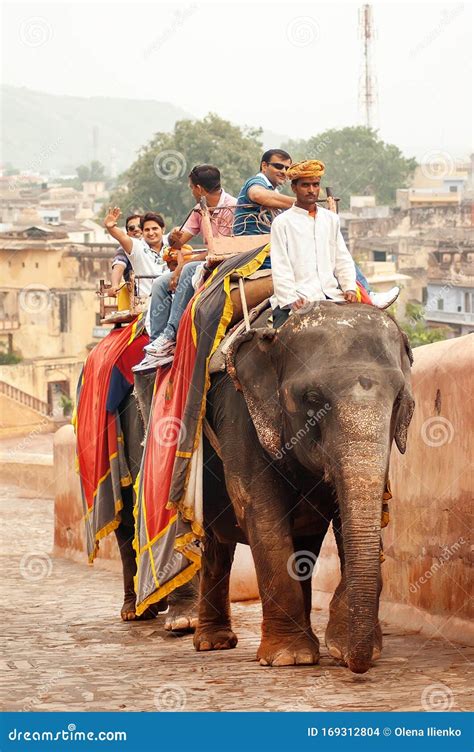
left=0, top=223, right=117, bottom=418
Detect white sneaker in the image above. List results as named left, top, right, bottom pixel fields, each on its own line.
left=369, top=286, right=400, bottom=309
left=132, top=353, right=161, bottom=373
left=144, top=334, right=175, bottom=355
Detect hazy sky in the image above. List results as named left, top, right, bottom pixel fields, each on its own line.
left=2, top=0, right=472, bottom=160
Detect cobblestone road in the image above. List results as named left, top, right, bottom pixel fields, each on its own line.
left=1, top=490, right=472, bottom=713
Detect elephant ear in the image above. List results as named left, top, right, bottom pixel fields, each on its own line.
left=394, top=330, right=415, bottom=454
left=226, top=328, right=282, bottom=459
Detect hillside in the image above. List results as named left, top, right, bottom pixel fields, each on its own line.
left=1, top=85, right=192, bottom=175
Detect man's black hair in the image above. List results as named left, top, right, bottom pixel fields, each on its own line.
left=260, top=149, right=292, bottom=169
left=125, top=214, right=143, bottom=230
left=189, top=165, right=221, bottom=193
left=140, top=212, right=165, bottom=229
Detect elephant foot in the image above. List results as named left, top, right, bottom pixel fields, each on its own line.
left=325, top=583, right=382, bottom=664
left=194, top=626, right=238, bottom=651
left=165, top=614, right=199, bottom=632
left=164, top=579, right=199, bottom=633
left=326, top=628, right=382, bottom=665
left=121, top=594, right=137, bottom=622
left=121, top=595, right=168, bottom=622
left=257, top=631, right=320, bottom=667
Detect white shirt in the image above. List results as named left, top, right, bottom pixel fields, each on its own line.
left=270, top=205, right=357, bottom=308
left=128, top=238, right=166, bottom=297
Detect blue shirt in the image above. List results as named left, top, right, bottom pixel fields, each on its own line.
left=112, top=246, right=133, bottom=281
left=233, top=172, right=280, bottom=269
left=233, top=172, right=278, bottom=237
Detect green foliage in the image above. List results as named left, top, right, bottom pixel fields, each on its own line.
left=108, top=114, right=263, bottom=227
left=402, top=303, right=448, bottom=348
left=283, top=126, right=417, bottom=208
left=76, top=160, right=106, bottom=184
left=0, top=352, right=22, bottom=365
left=60, top=394, right=74, bottom=416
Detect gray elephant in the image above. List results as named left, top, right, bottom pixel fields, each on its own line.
left=193, top=302, right=414, bottom=674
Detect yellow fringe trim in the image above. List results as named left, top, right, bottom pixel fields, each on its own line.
left=134, top=246, right=269, bottom=612
left=87, top=497, right=124, bottom=564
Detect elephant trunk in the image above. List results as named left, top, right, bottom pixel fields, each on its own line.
left=332, top=431, right=388, bottom=674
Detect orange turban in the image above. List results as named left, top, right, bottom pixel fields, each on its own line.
left=287, top=159, right=325, bottom=181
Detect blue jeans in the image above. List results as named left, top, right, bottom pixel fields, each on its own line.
left=148, top=261, right=201, bottom=341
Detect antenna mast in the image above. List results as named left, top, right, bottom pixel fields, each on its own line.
left=358, top=4, right=378, bottom=129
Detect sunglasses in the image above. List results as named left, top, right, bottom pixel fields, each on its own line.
left=268, top=162, right=290, bottom=171
left=127, top=224, right=140, bottom=232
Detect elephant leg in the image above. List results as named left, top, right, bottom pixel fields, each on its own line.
left=207, top=378, right=319, bottom=666
left=115, top=486, right=168, bottom=621
left=238, top=487, right=320, bottom=667
left=114, top=493, right=137, bottom=621
left=293, top=532, right=329, bottom=626
left=193, top=533, right=237, bottom=651
left=325, top=512, right=383, bottom=663
left=164, top=576, right=200, bottom=633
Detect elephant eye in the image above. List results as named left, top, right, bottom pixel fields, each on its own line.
left=304, top=390, right=321, bottom=404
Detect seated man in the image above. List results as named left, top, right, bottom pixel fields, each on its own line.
left=134, top=165, right=234, bottom=372
left=104, top=208, right=167, bottom=298
left=270, top=159, right=358, bottom=327
left=234, top=149, right=399, bottom=309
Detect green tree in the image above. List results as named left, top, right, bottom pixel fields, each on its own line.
left=76, top=160, right=106, bottom=183
left=284, top=126, right=417, bottom=208
left=108, top=113, right=263, bottom=226
left=402, top=303, right=448, bottom=348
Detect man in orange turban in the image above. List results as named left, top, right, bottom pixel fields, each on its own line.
left=270, top=159, right=359, bottom=326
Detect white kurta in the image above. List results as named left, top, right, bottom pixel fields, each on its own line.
left=270, top=205, right=357, bottom=308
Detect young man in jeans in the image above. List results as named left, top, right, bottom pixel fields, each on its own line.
left=133, top=165, right=235, bottom=372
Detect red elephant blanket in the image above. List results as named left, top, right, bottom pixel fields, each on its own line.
left=133, top=245, right=270, bottom=614
left=74, top=316, right=148, bottom=562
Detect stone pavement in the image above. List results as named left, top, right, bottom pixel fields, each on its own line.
left=1, top=490, right=472, bottom=713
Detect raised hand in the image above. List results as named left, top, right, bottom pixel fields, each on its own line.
left=104, top=206, right=122, bottom=229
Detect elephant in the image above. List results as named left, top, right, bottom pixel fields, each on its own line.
left=113, top=374, right=198, bottom=629
left=193, top=301, right=414, bottom=674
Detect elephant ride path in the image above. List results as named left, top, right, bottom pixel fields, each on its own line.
left=2, top=494, right=473, bottom=713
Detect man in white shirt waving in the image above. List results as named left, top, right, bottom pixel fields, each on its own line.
left=270, top=160, right=358, bottom=327
left=104, top=208, right=167, bottom=297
